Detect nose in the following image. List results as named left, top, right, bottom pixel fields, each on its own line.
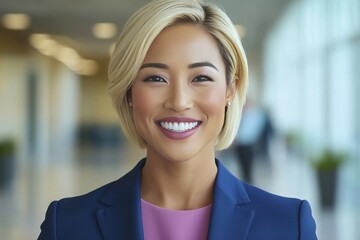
left=164, top=82, right=193, bottom=112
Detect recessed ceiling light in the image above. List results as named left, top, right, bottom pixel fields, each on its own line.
left=92, top=23, right=117, bottom=39
left=28, top=33, right=97, bottom=76
left=78, top=59, right=98, bottom=76
left=1, top=13, right=30, bottom=30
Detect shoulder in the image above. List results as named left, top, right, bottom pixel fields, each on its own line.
left=56, top=159, right=144, bottom=210
left=38, top=181, right=117, bottom=240
left=215, top=162, right=314, bottom=224
left=244, top=182, right=302, bottom=207
left=215, top=160, right=316, bottom=238
left=38, top=160, right=144, bottom=240
left=216, top=159, right=307, bottom=210
left=215, top=172, right=317, bottom=238
left=44, top=159, right=139, bottom=218
left=56, top=178, right=118, bottom=212
left=243, top=183, right=317, bottom=239
left=243, top=181, right=315, bottom=218
left=243, top=183, right=315, bottom=220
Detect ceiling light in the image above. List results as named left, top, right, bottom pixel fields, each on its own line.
left=1, top=13, right=30, bottom=30
left=92, top=23, right=117, bottom=39
left=56, top=47, right=80, bottom=67
left=29, top=34, right=50, bottom=49
left=77, top=59, right=98, bottom=76
left=29, top=34, right=62, bottom=56
left=29, top=33, right=97, bottom=76
left=235, top=24, right=246, bottom=39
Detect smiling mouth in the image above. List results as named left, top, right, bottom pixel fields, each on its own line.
left=160, top=121, right=199, bottom=132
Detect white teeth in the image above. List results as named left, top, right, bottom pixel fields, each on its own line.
left=160, top=121, right=198, bottom=132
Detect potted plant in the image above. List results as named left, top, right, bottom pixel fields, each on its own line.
left=312, top=149, right=346, bottom=209
left=0, top=138, right=16, bottom=190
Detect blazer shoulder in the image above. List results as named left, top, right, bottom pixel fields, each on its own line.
left=57, top=179, right=116, bottom=209
left=38, top=160, right=144, bottom=240
left=243, top=182, right=303, bottom=207
left=57, top=159, right=144, bottom=209
left=241, top=183, right=317, bottom=239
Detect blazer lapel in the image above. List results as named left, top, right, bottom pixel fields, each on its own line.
left=94, top=159, right=254, bottom=240
left=96, top=160, right=146, bottom=240
left=208, top=160, right=255, bottom=240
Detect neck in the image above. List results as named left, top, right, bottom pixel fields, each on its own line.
left=140, top=152, right=217, bottom=210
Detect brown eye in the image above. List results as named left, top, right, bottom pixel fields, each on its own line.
left=143, top=75, right=166, bottom=82
left=193, top=75, right=213, bottom=82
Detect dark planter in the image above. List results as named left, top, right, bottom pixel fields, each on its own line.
left=0, top=155, right=15, bottom=190
left=316, top=168, right=338, bottom=209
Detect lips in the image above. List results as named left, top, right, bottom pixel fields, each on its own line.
left=157, top=117, right=202, bottom=140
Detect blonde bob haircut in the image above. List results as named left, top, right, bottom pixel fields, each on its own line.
left=108, top=0, right=248, bottom=150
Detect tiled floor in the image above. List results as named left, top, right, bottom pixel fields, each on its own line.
left=0, top=139, right=359, bottom=239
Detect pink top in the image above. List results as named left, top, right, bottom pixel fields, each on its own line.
left=141, top=199, right=212, bottom=240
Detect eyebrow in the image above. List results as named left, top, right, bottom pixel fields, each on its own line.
left=188, top=62, right=218, bottom=71
left=140, top=63, right=169, bottom=69
left=140, top=62, right=218, bottom=71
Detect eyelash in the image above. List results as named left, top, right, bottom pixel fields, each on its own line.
left=143, top=75, right=166, bottom=83
left=142, top=74, right=214, bottom=83
left=193, top=74, right=213, bottom=82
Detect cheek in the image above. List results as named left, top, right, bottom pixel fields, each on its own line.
left=197, top=87, right=227, bottom=115
left=133, top=91, right=151, bottom=114
left=131, top=85, right=162, bottom=122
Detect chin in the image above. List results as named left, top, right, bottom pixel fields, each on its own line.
left=150, top=142, right=214, bottom=164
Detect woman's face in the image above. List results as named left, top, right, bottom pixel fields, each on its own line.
left=131, top=24, right=234, bottom=163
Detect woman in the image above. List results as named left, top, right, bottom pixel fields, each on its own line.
left=39, top=0, right=317, bottom=239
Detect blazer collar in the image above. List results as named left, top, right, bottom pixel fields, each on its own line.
left=208, top=159, right=255, bottom=240
left=96, top=159, right=145, bottom=240
left=95, top=159, right=254, bottom=240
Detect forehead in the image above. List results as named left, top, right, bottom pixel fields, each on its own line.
left=143, top=24, right=224, bottom=67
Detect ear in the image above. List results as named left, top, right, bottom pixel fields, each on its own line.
left=226, top=76, right=238, bottom=104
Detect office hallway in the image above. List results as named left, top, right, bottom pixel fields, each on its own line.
left=0, top=138, right=359, bottom=239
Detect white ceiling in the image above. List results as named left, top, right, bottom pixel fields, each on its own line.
left=0, top=0, right=290, bottom=60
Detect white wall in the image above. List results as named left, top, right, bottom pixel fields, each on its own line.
left=0, top=51, right=81, bottom=165
left=0, top=54, right=28, bottom=163
left=79, top=74, right=118, bottom=125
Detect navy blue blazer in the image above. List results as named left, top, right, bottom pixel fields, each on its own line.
left=38, top=159, right=317, bottom=240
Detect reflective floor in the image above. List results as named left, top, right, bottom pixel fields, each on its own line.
left=0, top=139, right=359, bottom=239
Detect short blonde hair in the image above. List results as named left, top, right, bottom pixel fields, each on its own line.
left=108, top=0, right=248, bottom=150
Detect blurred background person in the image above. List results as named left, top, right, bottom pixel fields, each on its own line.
left=234, top=98, right=266, bottom=183
left=256, top=107, right=275, bottom=163
left=234, top=98, right=275, bottom=183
